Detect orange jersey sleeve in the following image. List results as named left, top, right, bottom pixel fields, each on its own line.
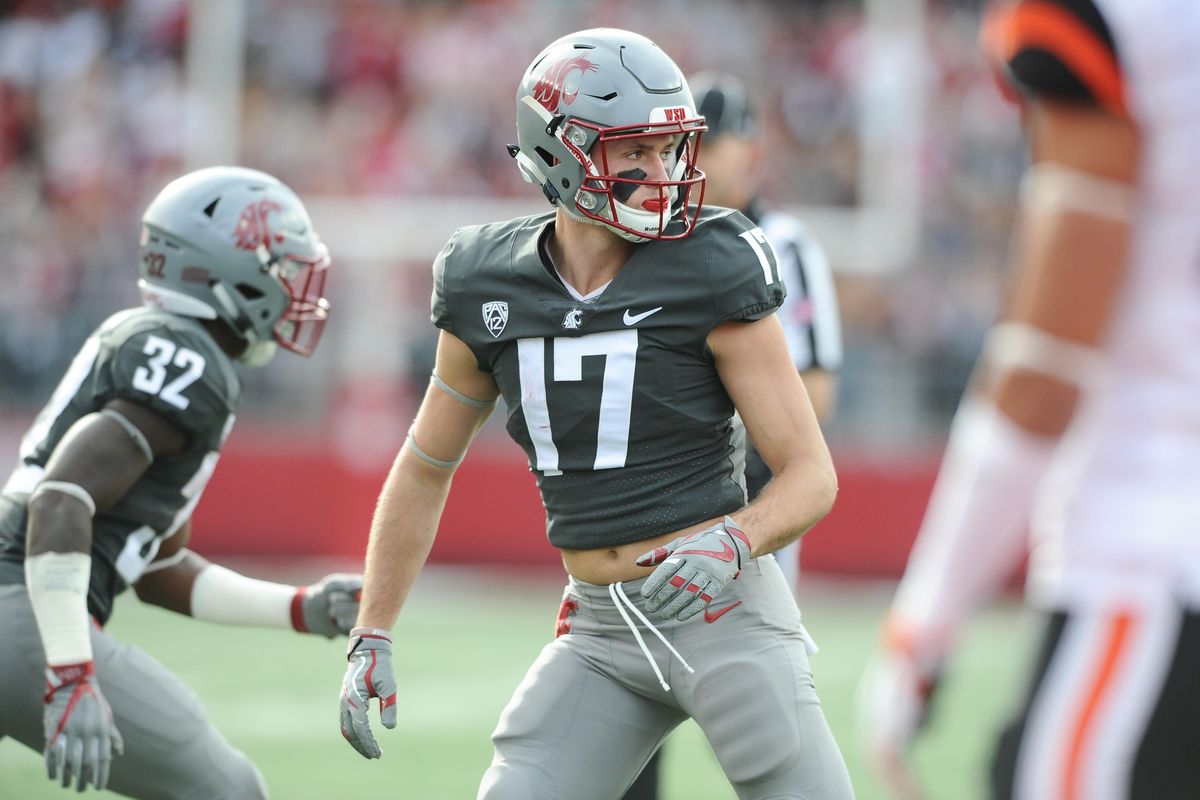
left=981, top=0, right=1128, bottom=118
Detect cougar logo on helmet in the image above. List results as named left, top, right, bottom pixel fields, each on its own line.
left=233, top=199, right=284, bottom=252
left=533, top=55, right=598, bottom=113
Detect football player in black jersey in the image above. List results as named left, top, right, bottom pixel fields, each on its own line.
left=338, top=28, right=854, bottom=800
left=0, top=167, right=361, bottom=796
left=622, top=70, right=845, bottom=800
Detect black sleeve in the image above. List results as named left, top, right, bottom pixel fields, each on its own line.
left=709, top=213, right=786, bottom=326
left=430, top=229, right=461, bottom=336
left=99, top=327, right=234, bottom=446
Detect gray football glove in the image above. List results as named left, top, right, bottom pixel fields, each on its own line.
left=340, top=627, right=397, bottom=759
left=636, top=516, right=753, bottom=621
left=294, top=573, right=363, bottom=637
left=43, top=662, right=124, bottom=792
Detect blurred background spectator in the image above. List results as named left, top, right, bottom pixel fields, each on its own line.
left=0, top=0, right=1025, bottom=570
left=0, top=6, right=1043, bottom=796
left=0, top=0, right=1021, bottom=444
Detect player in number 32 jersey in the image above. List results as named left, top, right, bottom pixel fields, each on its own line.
left=0, top=167, right=362, bottom=798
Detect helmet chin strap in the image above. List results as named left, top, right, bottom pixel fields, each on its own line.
left=238, top=339, right=277, bottom=368
left=211, top=282, right=278, bottom=367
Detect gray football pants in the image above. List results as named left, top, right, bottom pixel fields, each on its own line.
left=478, top=556, right=855, bottom=800
left=0, top=584, right=267, bottom=800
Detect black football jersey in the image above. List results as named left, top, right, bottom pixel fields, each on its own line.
left=0, top=308, right=241, bottom=624
left=432, top=207, right=785, bottom=549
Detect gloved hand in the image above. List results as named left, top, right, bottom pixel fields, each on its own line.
left=293, top=573, right=363, bottom=637
left=635, top=516, right=752, bottom=621
left=339, top=627, right=397, bottom=759
left=856, top=636, right=944, bottom=800
left=43, top=661, right=124, bottom=792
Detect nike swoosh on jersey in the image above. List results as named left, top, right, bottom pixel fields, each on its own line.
left=704, top=601, right=743, bottom=623
left=623, top=306, right=663, bottom=325
left=674, top=541, right=736, bottom=562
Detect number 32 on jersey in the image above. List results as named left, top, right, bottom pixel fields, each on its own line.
left=132, top=334, right=206, bottom=410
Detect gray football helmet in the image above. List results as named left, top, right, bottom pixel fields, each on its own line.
left=510, top=28, right=707, bottom=242
left=138, top=167, right=330, bottom=366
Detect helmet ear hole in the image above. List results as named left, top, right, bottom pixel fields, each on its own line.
left=235, top=283, right=264, bottom=300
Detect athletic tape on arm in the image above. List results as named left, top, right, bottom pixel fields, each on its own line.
left=406, top=431, right=463, bottom=469
left=140, top=548, right=188, bottom=575
left=30, top=481, right=96, bottom=517
left=25, top=551, right=94, bottom=665
left=189, top=564, right=294, bottom=628
left=1020, top=162, right=1136, bottom=221
left=985, top=322, right=1107, bottom=388
left=431, top=372, right=495, bottom=409
left=100, top=407, right=154, bottom=463
left=889, top=397, right=1056, bottom=651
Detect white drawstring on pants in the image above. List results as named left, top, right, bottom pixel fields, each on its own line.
left=608, top=581, right=695, bottom=692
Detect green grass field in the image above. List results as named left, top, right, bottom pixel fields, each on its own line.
left=0, top=565, right=1035, bottom=799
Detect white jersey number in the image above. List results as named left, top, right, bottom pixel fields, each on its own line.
left=131, top=335, right=206, bottom=410
left=516, top=330, right=638, bottom=475
left=739, top=227, right=780, bottom=285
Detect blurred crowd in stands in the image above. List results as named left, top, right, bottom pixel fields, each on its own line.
left=0, top=0, right=1022, bottom=449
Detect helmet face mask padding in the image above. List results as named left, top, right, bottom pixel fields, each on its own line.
left=511, top=28, right=707, bottom=243
left=137, top=167, right=331, bottom=365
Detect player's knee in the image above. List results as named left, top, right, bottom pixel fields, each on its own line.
left=694, top=663, right=806, bottom=785
left=477, top=760, right=553, bottom=800
left=218, top=751, right=269, bottom=800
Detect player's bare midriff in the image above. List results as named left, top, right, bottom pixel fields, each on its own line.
left=560, top=514, right=726, bottom=585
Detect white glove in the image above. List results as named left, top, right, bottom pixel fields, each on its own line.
left=857, top=639, right=943, bottom=800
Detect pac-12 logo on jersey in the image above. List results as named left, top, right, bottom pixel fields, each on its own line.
left=562, top=308, right=584, bottom=330
left=483, top=301, right=509, bottom=338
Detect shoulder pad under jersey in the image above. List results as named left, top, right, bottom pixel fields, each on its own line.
left=982, top=0, right=1127, bottom=118
left=94, top=308, right=240, bottom=447
left=687, top=206, right=787, bottom=325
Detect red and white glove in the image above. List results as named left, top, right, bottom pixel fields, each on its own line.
left=339, top=627, right=398, bottom=759
left=636, top=516, right=752, bottom=621
left=43, top=661, right=124, bottom=792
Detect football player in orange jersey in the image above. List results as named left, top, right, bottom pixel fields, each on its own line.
left=859, top=1, right=1200, bottom=798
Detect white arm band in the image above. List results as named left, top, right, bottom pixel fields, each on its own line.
left=890, top=397, right=1056, bottom=653
left=140, top=548, right=188, bottom=575
left=984, top=322, right=1107, bottom=388
left=1020, top=162, right=1137, bottom=222
left=100, top=407, right=154, bottom=463
left=431, top=372, right=496, bottom=409
left=30, top=481, right=96, bottom=517
left=190, top=564, right=294, bottom=628
left=405, top=431, right=464, bottom=469
left=25, top=551, right=94, bottom=665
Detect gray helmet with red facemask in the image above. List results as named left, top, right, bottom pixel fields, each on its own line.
left=137, top=167, right=331, bottom=367
left=509, top=28, right=707, bottom=242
